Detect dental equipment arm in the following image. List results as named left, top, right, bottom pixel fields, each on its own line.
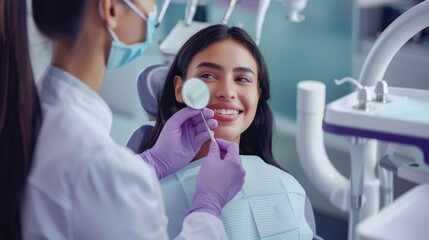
left=297, top=82, right=381, bottom=240
left=222, top=0, right=239, bottom=25
left=255, top=0, right=308, bottom=45
left=255, top=0, right=271, bottom=45
left=359, top=0, right=429, bottom=87
left=284, top=0, right=307, bottom=22
left=185, top=0, right=199, bottom=26
left=155, top=0, right=171, bottom=28
left=297, top=81, right=350, bottom=211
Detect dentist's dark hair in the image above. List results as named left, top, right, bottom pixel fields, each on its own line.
left=142, top=24, right=282, bottom=170
left=32, top=0, right=90, bottom=44
left=0, top=0, right=41, bottom=239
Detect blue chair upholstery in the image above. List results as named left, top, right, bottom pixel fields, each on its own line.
left=126, top=64, right=169, bottom=153
left=127, top=64, right=321, bottom=239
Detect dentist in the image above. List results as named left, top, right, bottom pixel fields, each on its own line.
left=0, top=0, right=245, bottom=239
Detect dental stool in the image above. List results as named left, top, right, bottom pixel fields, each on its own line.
left=126, top=64, right=169, bottom=153
left=126, top=64, right=321, bottom=240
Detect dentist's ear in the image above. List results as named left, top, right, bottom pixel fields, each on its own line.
left=99, top=0, right=127, bottom=28
left=174, top=76, right=184, bottom=103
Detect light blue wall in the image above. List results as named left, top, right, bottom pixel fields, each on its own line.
left=258, top=0, right=353, bottom=118
left=158, top=0, right=353, bottom=118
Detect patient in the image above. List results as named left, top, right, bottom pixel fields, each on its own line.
left=142, top=24, right=319, bottom=240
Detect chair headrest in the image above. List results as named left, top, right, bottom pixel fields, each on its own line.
left=137, top=64, right=169, bottom=119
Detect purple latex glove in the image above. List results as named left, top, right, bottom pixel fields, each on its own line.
left=187, top=138, right=246, bottom=219
left=140, top=107, right=217, bottom=179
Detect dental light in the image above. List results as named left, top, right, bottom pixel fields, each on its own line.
left=255, top=0, right=308, bottom=45
left=155, top=0, right=200, bottom=28
left=284, top=0, right=307, bottom=22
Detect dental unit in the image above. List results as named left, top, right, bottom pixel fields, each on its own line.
left=297, top=1, right=429, bottom=239
left=158, top=0, right=209, bottom=57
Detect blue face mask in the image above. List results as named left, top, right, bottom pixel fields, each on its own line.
left=100, top=0, right=157, bottom=69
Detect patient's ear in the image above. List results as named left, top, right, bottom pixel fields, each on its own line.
left=174, top=76, right=184, bottom=103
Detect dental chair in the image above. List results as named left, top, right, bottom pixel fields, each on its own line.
left=127, top=64, right=321, bottom=239
left=126, top=64, right=169, bottom=153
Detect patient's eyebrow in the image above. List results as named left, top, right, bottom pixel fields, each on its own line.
left=196, top=62, right=223, bottom=71
left=234, top=67, right=255, bottom=76
left=196, top=62, right=255, bottom=76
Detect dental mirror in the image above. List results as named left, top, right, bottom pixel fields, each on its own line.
left=181, top=78, right=215, bottom=142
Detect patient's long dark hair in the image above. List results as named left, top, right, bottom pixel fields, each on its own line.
left=0, top=0, right=42, bottom=239
left=142, top=24, right=282, bottom=169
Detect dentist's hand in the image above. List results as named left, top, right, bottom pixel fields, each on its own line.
left=187, top=139, right=246, bottom=219
left=139, top=107, right=217, bottom=179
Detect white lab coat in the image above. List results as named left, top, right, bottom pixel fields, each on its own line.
left=21, top=65, right=227, bottom=240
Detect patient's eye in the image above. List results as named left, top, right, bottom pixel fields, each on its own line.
left=200, top=73, right=216, bottom=79
left=236, top=76, right=252, bottom=83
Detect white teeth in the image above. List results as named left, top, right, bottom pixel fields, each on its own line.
left=213, top=109, right=240, bottom=115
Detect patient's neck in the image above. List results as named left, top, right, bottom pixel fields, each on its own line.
left=192, top=141, right=210, bottom=161
left=191, top=136, right=241, bottom=162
